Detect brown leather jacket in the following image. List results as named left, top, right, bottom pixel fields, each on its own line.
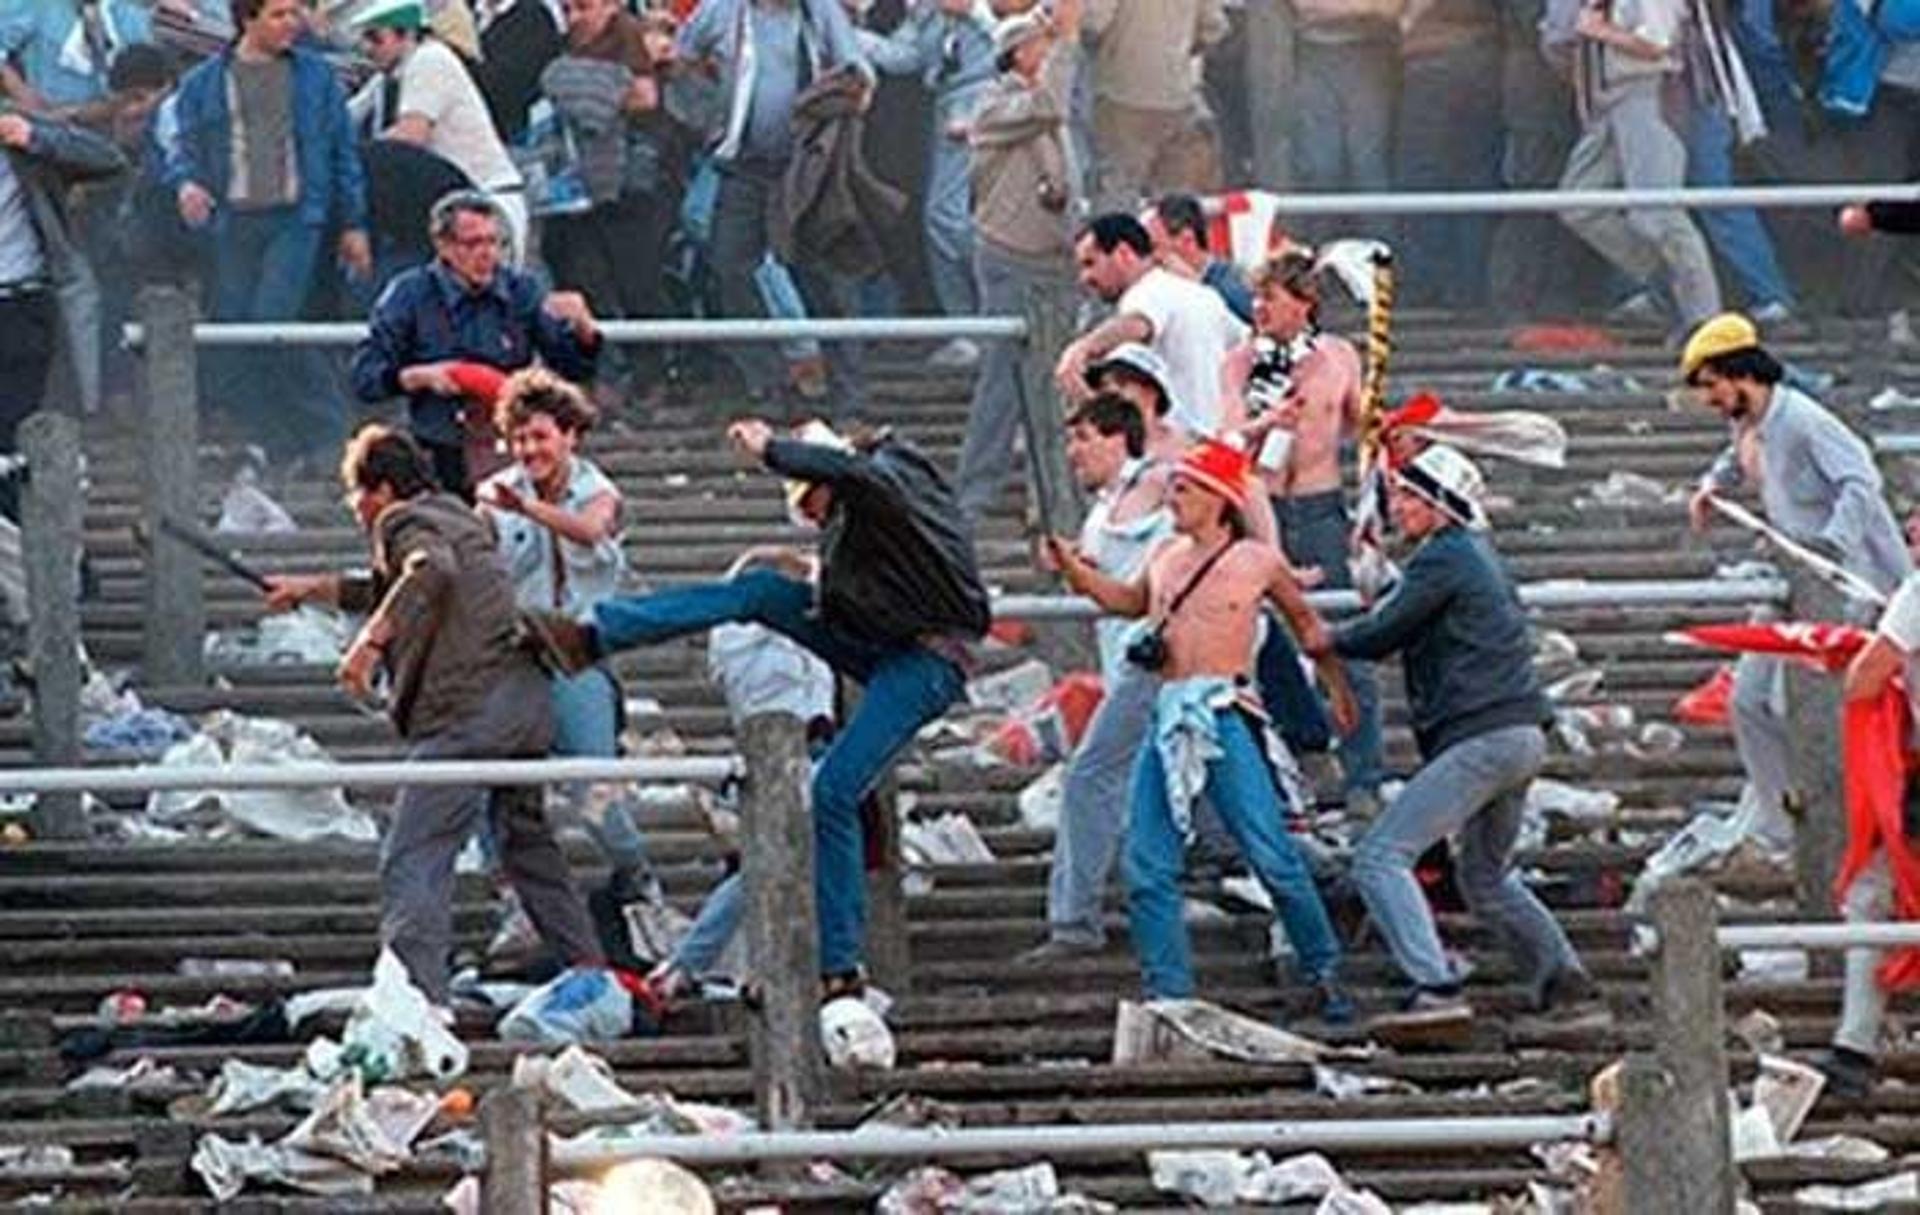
left=340, top=493, right=525, bottom=739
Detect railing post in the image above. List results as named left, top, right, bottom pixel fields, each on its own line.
left=740, top=711, right=824, bottom=1132
left=1015, top=282, right=1084, bottom=542
left=1617, top=1053, right=1679, bottom=1213
left=137, top=285, right=205, bottom=687
left=866, top=776, right=911, bottom=993
left=1784, top=567, right=1847, bottom=927
left=1243, top=0, right=1295, bottom=192
left=19, top=412, right=85, bottom=840
left=1645, top=880, right=1737, bottom=1213
left=480, top=1086, right=546, bottom=1214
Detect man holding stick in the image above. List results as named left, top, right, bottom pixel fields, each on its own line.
left=1683, top=312, right=1911, bottom=852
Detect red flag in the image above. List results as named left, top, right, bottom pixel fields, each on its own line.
left=1840, top=691, right=1920, bottom=989
left=1664, top=621, right=1871, bottom=672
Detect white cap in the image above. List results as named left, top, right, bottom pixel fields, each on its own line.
left=782, top=419, right=852, bottom=527
left=992, top=9, right=1048, bottom=56
left=1395, top=444, right=1488, bottom=529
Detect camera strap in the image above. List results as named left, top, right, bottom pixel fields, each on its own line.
left=1152, top=539, right=1237, bottom=632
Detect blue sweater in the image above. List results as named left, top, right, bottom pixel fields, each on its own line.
left=1332, top=526, right=1549, bottom=758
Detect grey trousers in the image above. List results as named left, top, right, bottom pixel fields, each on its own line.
left=1558, top=79, right=1722, bottom=326
left=1732, top=653, right=1796, bottom=853
left=1835, top=852, right=1891, bottom=1056
left=1351, top=724, right=1582, bottom=996
left=955, top=243, right=1074, bottom=528
left=382, top=663, right=602, bottom=1003
left=1047, top=659, right=1158, bottom=945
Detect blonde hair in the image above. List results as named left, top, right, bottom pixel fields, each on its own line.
left=493, top=367, right=599, bottom=437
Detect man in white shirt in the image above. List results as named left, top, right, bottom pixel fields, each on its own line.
left=351, top=0, right=528, bottom=260
left=1054, top=211, right=1248, bottom=440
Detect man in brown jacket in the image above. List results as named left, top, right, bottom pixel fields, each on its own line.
left=263, top=424, right=603, bottom=1004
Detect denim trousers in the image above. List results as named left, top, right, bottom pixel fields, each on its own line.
left=709, top=161, right=867, bottom=419
left=1351, top=723, right=1580, bottom=996
left=924, top=98, right=979, bottom=318
left=1275, top=491, right=1383, bottom=792
left=548, top=667, right=652, bottom=874
left=593, top=569, right=965, bottom=974
left=1685, top=98, right=1796, bottom=309
left=1125, top=706, right=1341, bottom=997
left=1048, top=659, right=1158, bottom=946
left=1394, top=43, right=1503, bottom=308
left=207, top=207, right=342, bottom=462
left=672, top=869, right=745, bottom=977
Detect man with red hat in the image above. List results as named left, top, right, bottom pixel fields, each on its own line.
left=1051, top=439, right=1356, bottom=1021
left=1306, top=444, right=1596, bottom=1039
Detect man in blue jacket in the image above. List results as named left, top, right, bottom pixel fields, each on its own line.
left=1307, top=445, right=1595, bottom=1038
left=350, top=190, right=602, bottom=497
left=159, top=0, right=370, bottom=464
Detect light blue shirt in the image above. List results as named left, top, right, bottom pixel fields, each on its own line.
left=0, top=0, right=152, bottom=107
left=1078, top=457, right=1172, bottom=681
left=857, top=2, right=995, bottom=116
left=1703, top=383, right=1912, bottom=594
left=481, top=456, right=627, bottom=620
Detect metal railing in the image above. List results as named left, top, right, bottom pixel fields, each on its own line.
left=0, top=756, right=737, bottom=796
left=122, top=315, right=1031, bottom=349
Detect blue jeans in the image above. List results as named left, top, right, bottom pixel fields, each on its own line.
left=672, top=870, right=745, bottom=977
left=1255, top=620, right=1332, bottom=755
left=1275, top=492, right=1383, bottom=793
left=549, top=667, right=651, bottom=874
left=207, top=207, right=341, bottom=461
left=1730, top=0, right=1804, bottom=144
left=1394, top=43, right=1503, bottom=308
left=594, top=569, right=965, bottom=974
left=1125, top=707, right=1341, bottom=997
left=1685, top=98, right=1796, bottom=309
left=1351, top=724, right=1580, bottom=997
left=924, top=98, right=979, bottom=318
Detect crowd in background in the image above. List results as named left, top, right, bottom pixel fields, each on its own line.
left=0, top=0, right=1915, bottom=485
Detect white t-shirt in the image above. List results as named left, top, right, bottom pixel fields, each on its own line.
left=1879, top=573, right=1920, bottom=726
left=399, top=39, right=522, bottom=192
left=1118, top=267, right=1249, bottom=438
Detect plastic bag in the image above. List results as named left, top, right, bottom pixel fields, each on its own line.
left=499, top=967, right=634, bottom=1047
left=820, top=994, right=896, bottom=1070
left=335, top=949, right=469, bottom=1082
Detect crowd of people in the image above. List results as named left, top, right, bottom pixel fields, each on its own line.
left=3, top=0, right=1918, bottom=474
left=4, top=0, right=1919, bottom=1068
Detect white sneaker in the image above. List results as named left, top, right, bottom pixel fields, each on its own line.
left=1750, top=301, right=1794, bottom=324
left=927, top=337, right=980, bottom=368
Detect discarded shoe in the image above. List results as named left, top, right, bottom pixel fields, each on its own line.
left=1817, top=1046, right=1876, bottom=1101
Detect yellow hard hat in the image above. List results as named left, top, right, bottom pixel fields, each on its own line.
left=1679, top=312, right=1760, bottom=382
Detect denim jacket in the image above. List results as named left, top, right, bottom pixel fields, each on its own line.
left=858, top=2, right=995, bottom=117
left=480, top=455, right=627, bottom=620
left=158, top=43, right=368, bottom=231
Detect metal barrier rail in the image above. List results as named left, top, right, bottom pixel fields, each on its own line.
left=1717, top=922, right=1920, bottom=949
left=123, top=315, right=1031, bottom=349
left=1256, top=182, right=1919, bottom=216
left=541, top=1114, right=1612, bottom=1172
left=996, top=577, right=1788, bottom=620
left=0, top=756, right=739, bottom=795
left=1874, top=434, right=1920, bottom=456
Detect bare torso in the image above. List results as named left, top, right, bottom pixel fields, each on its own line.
left=1275, top=337, right=1362, bottom=499
left=1146, top=535, right=1282, bottom=680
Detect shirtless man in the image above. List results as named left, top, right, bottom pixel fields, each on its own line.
left=1050, top=439, right=1355, bottom=1020
left=1220, top=248, right=1384, bottom=808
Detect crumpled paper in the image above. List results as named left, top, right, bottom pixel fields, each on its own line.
left=901, top=813, right=996, bottom=866
left=1112, top=998, right=1370, bottom=1066
left=206, top=1058, right=329, bottom=1116
left=1149, top=1149, right=1345, bottom=1206
left=877, top=1162, right=1113, bottom=1213
left=191, top=1074, right=440, bottom=1200
left=1794, top=1173, right=1920, bottom=1210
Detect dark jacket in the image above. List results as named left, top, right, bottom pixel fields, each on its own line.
left=772, top=67, right=905, bottom=278
left=5, top=115, right=125, bottom=406
left=765, top=433, right=990, bottom=647
left=350, top=260, right=600, bottom=444
left=1868, top=198, right=1920, bottom=235
left=1332, top=525, right=1550, bottom=758
left=339, top=492, right=525, bottom=739
left=158, top=43, right=368, bottom=232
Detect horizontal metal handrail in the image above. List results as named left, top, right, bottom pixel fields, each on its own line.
left=994, top=577, right=1788, bottom=620
left=0, top=755, right=739, bottom=795
left=123, top=315, right=1030, bottom=349
left=1718, top=922, right=1920, bottom=950
left=548, top=1113, right=1612, bottom=1170
left=1255, top=182, right=1919, bottom=215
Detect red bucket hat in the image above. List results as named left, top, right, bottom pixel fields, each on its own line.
left=1173, top=439, right=1253, bottom=511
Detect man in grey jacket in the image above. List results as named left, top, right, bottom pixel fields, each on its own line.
left=0, top=106, right=123, bottom=501
left=1682, top=312, right=1911, bottom=855
left=677, top=0, right=872, bottom=419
